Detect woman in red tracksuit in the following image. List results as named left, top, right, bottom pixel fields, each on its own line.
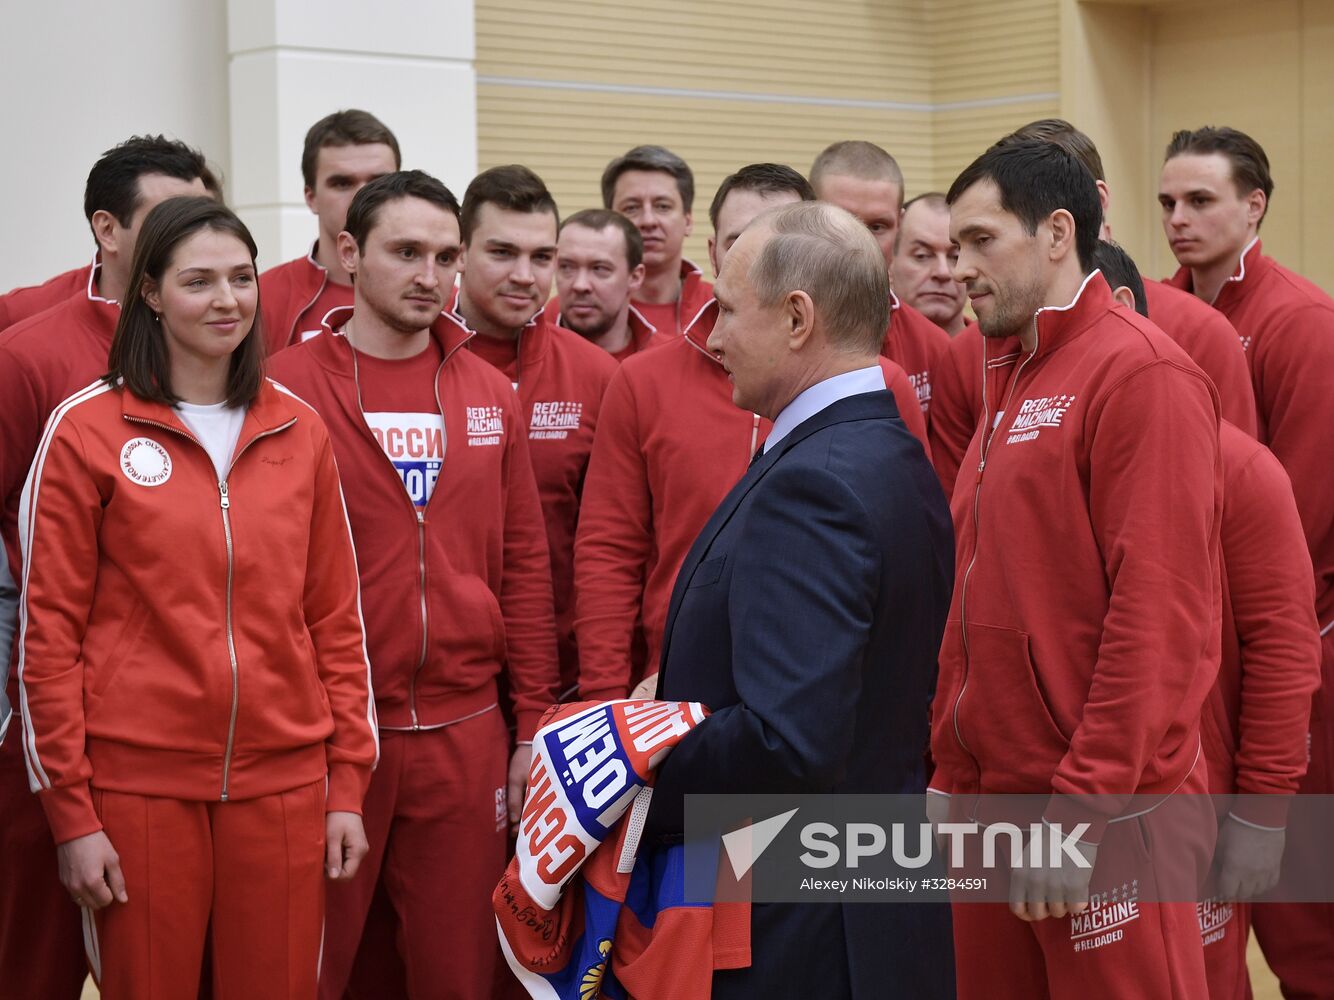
left=16, top=196, right=379, bottom=1000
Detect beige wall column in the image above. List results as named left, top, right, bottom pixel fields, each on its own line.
left=227, top=0, right=478, bottom=271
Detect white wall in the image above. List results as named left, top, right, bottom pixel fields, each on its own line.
left=0, top=0, right=230, bottom=289
left=0, top=0, right=478, bottom=293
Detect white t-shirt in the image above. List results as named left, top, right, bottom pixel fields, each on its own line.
left=176, top=400, right=246, bottom=481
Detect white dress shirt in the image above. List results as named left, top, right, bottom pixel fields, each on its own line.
left=764, top=364, right=887, bottom=453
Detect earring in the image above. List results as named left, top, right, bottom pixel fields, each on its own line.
left=152, top=312, right=161, bottom=322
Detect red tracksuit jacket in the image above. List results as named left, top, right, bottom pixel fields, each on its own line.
left=268, top=309, right=559, bottom=740
left=1205, top=421, right=1321, bottom=829
left=930, top=276, right=1255, bottom=500
left=448, top=294, right=618, bottom=695
left=0, top=259, right=95, bottom=334
left=1168, top=239, right=1334, bottom=636
left=18, top=378, right=378, bottom=844
left=259, top=245, right=345, bottom=355
left=573, top=299, right=933, bottom=700
left=882, top=292, right=951, bottom=419
left=0, top=281, right=119, bottom=579
left=929, top=273, right=1223, bottom=841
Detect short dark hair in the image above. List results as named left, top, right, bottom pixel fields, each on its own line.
left=301, top=109, right=402, bottom=189
left=83, top=135, right=210, bottom=233
left=107, top=197, right=264, bottom=408
left=560, top=208, right=644, bottom=270
left=460, top=165, right=559, bottom=243
left=708, top=163, right=815, bottom=230
left=947, top=140, right=1102, bottom=273
left=1165, top=126, right=1274, bottom=221
left=810, top=141, right=906, bottom=207
left=344, top=170, right=461, bottom=250
left=1001, top=119, right=1105, bottom=182
left=601, top=145, right=695, bottom=214
left=1090, top=240, right=1148, bottom=318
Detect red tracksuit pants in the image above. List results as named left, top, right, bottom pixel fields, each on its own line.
left=320, top=709, right=509, bottom=1000
left=0, top=727, right=87, bottom=999
left=1250, top=630, right=1334, bottom=1000
left=951, top=790, right=1213, bottom=999
left=1201, top=897, right=1251, bottom=1000
left=91, top=780, right=326, bottom=1000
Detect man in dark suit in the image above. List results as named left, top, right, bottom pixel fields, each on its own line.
left=645, top=201, right=956, bottom=998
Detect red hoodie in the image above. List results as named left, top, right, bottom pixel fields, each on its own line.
left=0, top=277, right=119, bottom=578
left=881, top=293, right=951, bottom=419
left=449, top=294, right=618, bottom=695
left=929, top=273, right=1223, bottom=842
left=543, top=300, right=675, bottom=360
left=574, top=300, right=934, bottom=700
left=268, top=309, right=559, bottom=740
left=0, top=259, right=95, bottom=334
left=628, top=259, right=714, bottom=337
left=1204, top=421, right=1321, bottom=829
left=18, top=378, right=378, bottom=844
left=259, top=244, right=353, bottom=355
left=1168, top=239, right=1334, bottom=635
left=929, top=275, right=1256, bottom=500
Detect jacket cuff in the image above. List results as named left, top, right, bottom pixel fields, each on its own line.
left=1227, top=794, right=1291, bottom=831
left=40, top=782, right=102, bottom=845
left=1041, top=793, right=1109, bottom=846
left=326, top=763, right=370, bottom=815
left=515, top=710, right=543, bottom=744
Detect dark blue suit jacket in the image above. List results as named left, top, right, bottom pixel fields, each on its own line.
left=646, top=388, right=955, bottom=999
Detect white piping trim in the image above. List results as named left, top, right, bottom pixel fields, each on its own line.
left=1210, top=236, right=1260, bottom=306
left=377, top=702, right=499, bottom=732
left=477, top=75, right=1059, bottom=114
left=84, top=261, right=116, bottom=306
left=82, top=907, right=102, bottom=984
left=1320, top=618, right=1333, bottom=637
left=17, top=379, right=113, bottom=792
left=1226, top=811, right=1286, bottom=833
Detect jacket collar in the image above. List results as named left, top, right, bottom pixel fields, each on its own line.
left=1029, top=269, right=1113, bottom=359
left=683, top=298, right=721, bottom=362
left=553, top=303, right=662, bottom=354
left=316, top=304, right=474, bottom=364
left=447, top=286, right=549, bottom=369
left=757, top=390, right=898, bottom=471
left=72, top=263, right=121, bottom=343
left=120, top=378, right=297, bottom=449
left=1165, top=236, right=1266, bottom=307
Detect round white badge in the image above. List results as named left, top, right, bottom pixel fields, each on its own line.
left=119, top=437, right=172, bottom=487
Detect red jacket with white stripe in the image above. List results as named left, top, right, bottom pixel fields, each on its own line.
left=0, top=259, right=95, bottom=334
left=929, top=278, right=1255, bottom=501
left=1205, top=421, right=1321, bottom=829
left=573, top=300, right=934, bottom=700
left=929, top=273, right=1223, bottom=842
left=18, top=379, right=378, bottom=844
left=1168, top=239, right=1334, bottom=636
left=268, top=309, right=559, bottom=739
left=449, top=294, right=618, bottom=695
left=259, top=245, right=342, bottom=354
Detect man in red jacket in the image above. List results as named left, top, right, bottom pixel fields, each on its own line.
left=452, top=165, right=617, bottom=697
left=596, top=145, right=713, bottom=334
left=269, top=170, right=559, bottom=999
left=574, top=162, right=931, bottom=703
left=258, top=109, right=400, bottom=352
left=546, top=208, right=672, bottom=359
left=930, top=119, right=1257, bottom=500
left=892, top=192, right=968, bottom=336
left=0, top=136, right=212, bottom=1000
left=811, top=140, right=951, bottom=418
left=1096, top=239, right=1321, bottom=1000
left=1161, top=125, right=1334, bottom=1000
left=930, top=140, right=1221, bottom=998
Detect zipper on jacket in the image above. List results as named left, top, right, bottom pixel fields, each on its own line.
left=345, top=332, right=471, bottom=730
left=122, top=413, right=297, bottom=800
left=952, top=328, right=1038, bottom=778
left=218, top=480, right=239, bottom=800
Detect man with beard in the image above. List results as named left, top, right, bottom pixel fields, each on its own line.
left=269, top=171, right=558, bottom=999
left=930, top=140, right=1220, bottom=998
left=547, top=208, right=672, bottom=359
left=452, top=165, right=617, bottom=695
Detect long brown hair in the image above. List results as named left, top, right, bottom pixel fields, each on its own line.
left=106, top=196, right=265, bottom=407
